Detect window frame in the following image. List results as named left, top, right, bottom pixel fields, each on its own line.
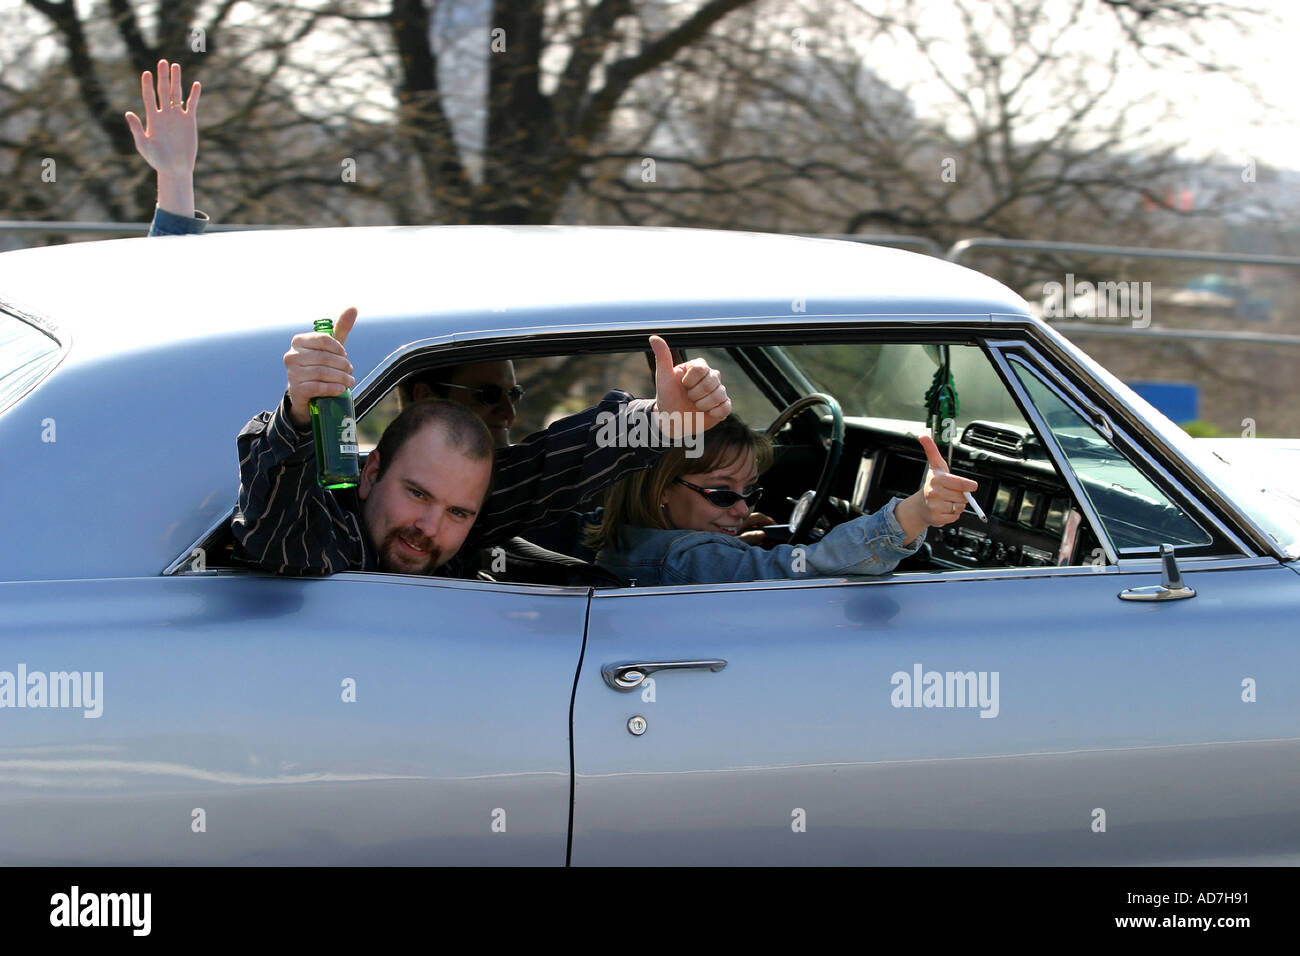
left=989, top=343, right=1249, bottom=564
left=166, top=317, right=1266, bottom=585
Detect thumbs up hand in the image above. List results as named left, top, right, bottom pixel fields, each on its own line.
left=649, top=334, right=731, bottom=432
left=893, top=434, right=980, bottom=545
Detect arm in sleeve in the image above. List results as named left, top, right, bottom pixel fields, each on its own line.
left=148, top=207, right=210, bottom=236
left=662, top=497, right=926, bottom=585
left=229, top=392, right=366, bottom=575
left=465, top=389, right=664, bottom=549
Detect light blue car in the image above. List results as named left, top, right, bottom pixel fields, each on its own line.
left=2, top=226, right=1298, bottom=865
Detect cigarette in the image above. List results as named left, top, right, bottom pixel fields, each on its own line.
left=964, top=491, right=987, bottom=521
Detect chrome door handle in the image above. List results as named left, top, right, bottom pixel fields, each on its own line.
left=1118, top=543, right=1197, bottom=602
left=602, top=659, right=727, bottom=691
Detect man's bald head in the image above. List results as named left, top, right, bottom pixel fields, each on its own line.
left=372, top=399, right=494, bottom=481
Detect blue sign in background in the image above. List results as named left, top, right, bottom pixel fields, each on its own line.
left=1127, top=382, right=1199, bottom=423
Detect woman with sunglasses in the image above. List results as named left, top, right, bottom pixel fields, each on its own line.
left=585, top=416, right=977, bottom=586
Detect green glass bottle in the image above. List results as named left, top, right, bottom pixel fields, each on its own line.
left=309, top=318, right=360, bottom=489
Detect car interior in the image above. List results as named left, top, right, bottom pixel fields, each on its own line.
left=187, top=331, right=1228, bottom=586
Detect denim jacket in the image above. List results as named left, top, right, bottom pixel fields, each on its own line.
left=148, top=206, right=209, bottom=237
left=595, top=497, right=926, bottom=587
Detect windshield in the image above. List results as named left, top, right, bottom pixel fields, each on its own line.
left=777, top=343, right=1029, bottom=433
left=0, top=309, right=62, bottom=415
left=1012, top=362, right=1211, bottom=550
left=1071, top=356, right=1300, bottom=557
left=780, top=339, right=1300, bottom=557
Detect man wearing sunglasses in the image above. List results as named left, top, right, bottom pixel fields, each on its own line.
left=400, top=362, right=522, bottom=448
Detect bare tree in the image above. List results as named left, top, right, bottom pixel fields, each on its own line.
left=362, top=0, right=766, bottom=223
left=0, top=0, right=1278, bottom=247
left=563, top=0, right=1274, bottom=277
left=0, top=0, right=402, bottom=232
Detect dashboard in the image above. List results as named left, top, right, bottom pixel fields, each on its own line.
left=861, top=446, right=1093, bottom=569
left=766, top=416, right=1103, bottom=571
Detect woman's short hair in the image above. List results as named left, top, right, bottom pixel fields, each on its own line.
left=583, top=415, right=773, bottom=553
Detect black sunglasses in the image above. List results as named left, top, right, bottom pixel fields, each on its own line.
left=674, top=478, right=763, bottom=509
left=434, top=382, right=525, bottom=406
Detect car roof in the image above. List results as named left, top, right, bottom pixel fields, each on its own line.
left=0, top=226, right=1035, bottom=582
left=0, top=225, right=1031, bottom=365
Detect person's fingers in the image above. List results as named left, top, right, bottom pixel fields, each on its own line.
left=677, top=357, right=710, bottom=391
left=287, top=333, right=349, bottom=360
left=333, top=306, right=358, bottom=346
left=924, top=477, right=966, bottom=503
left=935, top=472, right=978, bottom=494
left=683, top=366, right=721, bottom=402
left=289, top=332, right=345, bottom=355
left=292, top=375, right=354, bottom=398
left=288, top=348, right=353, bottom=374
left=124, top=112, right=146, bottom=153
left=185, top=81, right=201, bottom=116
left=292, top=358, right=354, bottom=379
left=141, top=70, right=157, bottom=116
left=918, top=434, right=950, bottom=474
left=649, top=334, right=673, bottom=382
left=921, top=496, right=953, bottom=524
left=292, top=379, right=351, bottom=399
left=696, top=387, right=730, bottom=413
left=156, top=59, right=172, bottom=110
left=928, top=486, right=970, bottom=518
left=286, top=355, right=354, bottom=392
left=169, top=61, right=182, bottom=106
left=703, top=395, right=732, bottom=420
left=294, top=367, right=354, bottom=389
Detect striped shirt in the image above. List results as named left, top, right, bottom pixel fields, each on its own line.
left=231, top=390, right=663, bottom=575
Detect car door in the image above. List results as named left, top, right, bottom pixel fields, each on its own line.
left=0, top=572, right=587, bottom=865
left=569, top=342, right=1300, bottom=865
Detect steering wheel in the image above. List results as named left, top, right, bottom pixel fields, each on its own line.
left=765, top=392, right=844, bottom=545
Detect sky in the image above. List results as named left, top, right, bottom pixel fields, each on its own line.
left=850, top=0, right=1300, bottom=171
left=1159, top=0, right=1300, bottom=169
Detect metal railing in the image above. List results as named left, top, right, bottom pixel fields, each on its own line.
left=815, top=232, right=1300, bottom=270
left=0, top=220, right=286, bottom=235
left=804, top=233, right=945, bottom=257
left=944, top=236, right=1300, bottom=269
left=7, top=222, right=1297, bottom=272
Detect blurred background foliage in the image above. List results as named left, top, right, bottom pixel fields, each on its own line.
left=2, top=0, right=1289, bottom=243
left=3, top=0, right=1299, bottom=435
